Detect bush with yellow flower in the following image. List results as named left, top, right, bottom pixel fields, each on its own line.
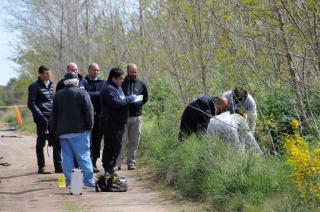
left=284, top=119, right=320, bottom=207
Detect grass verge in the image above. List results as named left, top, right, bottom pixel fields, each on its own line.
left=139, top=117, right=304, bottom=211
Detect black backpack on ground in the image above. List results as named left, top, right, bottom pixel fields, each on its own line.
left=95, top=173, right=128, bottom=192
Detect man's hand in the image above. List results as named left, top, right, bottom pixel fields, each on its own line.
left=47, top=132, right=57, bottom=147
left=127, top=95, right=137, bottom=103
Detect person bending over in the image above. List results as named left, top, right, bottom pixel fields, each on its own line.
left=178, top=96, right=228, bottom=141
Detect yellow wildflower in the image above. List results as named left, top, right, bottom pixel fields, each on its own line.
left=284, top=121, right=320, bottom=203
left=291, top=119, right=299, bottom=130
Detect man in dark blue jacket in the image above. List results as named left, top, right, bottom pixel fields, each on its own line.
left=100, top=67, right=137, bottom=176
left=178, top=96, right=228, bottom=141
left=27, top=65, right=62, bottom=174
left=83, top=63, right=104, bottom=173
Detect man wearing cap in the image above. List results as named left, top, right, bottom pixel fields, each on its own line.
left=178, top=96, right=228, bottom=141
left=50, top=72, right=95, bottom=187
left=55, top=62, right=86, bottom=168
left=28, top=65, right=62, bottom=174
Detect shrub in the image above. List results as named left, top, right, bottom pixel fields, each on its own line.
left=140, top=117, right=294, bottom=210
left=284, top=119, right=320, bottom=209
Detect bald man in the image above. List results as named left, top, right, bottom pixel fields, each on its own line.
left=83, top=63, right=105, bottom=173
left=178, top=96, right=228, bottom=141
left=116, top=64, right=148, bottom=171
left=56, top=62, right=87, bottom=92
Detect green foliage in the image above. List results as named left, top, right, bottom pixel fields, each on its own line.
left=140, top=115, right=300, bottom=210
left=13, top=49, right=49, bottom=78
left=0, top=74, right=32, bottom=106
left=254, top=89, right=297, bottom=153
left=253, top=88, right=320, bottom=154
left=144, top=73, right=182, bottom=122
left=241, top=0, right=260, bottom=7
left=0, top=107, right=34, bottom=131
left=0, top=74, right=34, bottom=131
left=20, top=107, right=35, bottom=132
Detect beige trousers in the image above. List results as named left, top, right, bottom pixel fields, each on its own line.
left=116, top=116, right=142, bottom=166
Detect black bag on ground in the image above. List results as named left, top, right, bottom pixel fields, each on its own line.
left=96, top=174, right=128, bottom=192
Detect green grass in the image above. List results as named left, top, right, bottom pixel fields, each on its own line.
left=139, top=117, right=302, bottom=211
left=61, top=201, right=84, bottom=212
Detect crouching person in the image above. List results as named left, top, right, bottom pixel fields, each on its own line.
left=178, top=96, right=228, bottom=141
left=207, top=111, right=263, bottom=155
left=50, top=72, right=95, bottom=187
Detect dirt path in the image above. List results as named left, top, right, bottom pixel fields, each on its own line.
left=0, top=130, right=200, bottom=212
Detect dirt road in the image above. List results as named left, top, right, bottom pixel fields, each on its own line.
left=0, top=130, right=200, bottom=212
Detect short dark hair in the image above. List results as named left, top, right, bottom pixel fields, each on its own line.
left=108, top=67, right=124, bottom=81
left=38, top=65, right=49, bottom=74
left=233, top=87, right=248, bottom=103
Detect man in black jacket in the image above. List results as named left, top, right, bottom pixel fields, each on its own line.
left=116, top=63, right=148, bottom=170
left=50, top=72, right=95, bottom=187
left=55, top=62, right=85, bottom=168
left=178, top=96, right=228, bottom=141
left=83, top=63, right=104, bottom=173
left=27, top=65, right=62, bottom=174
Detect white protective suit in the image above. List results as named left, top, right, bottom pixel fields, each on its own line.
left=223, top=90, right=257, bottom=132
left=207, top=111, right=263, bottom=155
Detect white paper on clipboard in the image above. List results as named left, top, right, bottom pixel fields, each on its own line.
left=133, top=95, right=143, bottom=102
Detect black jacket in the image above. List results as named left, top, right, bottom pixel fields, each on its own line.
left=50, top=84, right=94, bottom=136
left=101, top=80, right=132, bottom=124
left=83, top=76, right=104, bottom=114
left=27, top=77, right=54, bottom=122
left=122, top=76, right=148, bottom=116
left=56, top=73, right=86, bottom=92
left=179, top=96, right=216, bottom=138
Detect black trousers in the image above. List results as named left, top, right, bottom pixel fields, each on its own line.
left=36, top=121, right=62, bottom=170
left=102, top=119, right=125, bottom=173
left=91, top=114, right=104, bottom=161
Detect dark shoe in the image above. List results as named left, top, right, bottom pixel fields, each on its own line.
left=93, top=166, right=100, bottom=173
left=113, top=166, right=121, bottom=172
left=38, top=167, right=51, bottom=174
left=55, top=168, right=63, bottom=173
left=128, top=164, right=136, bottom=170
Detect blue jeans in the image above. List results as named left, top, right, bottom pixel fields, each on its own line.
left=59, top=132, right=94, bottom=186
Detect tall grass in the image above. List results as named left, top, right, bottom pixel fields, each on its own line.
left=140, top=117, right=303, bottom=211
